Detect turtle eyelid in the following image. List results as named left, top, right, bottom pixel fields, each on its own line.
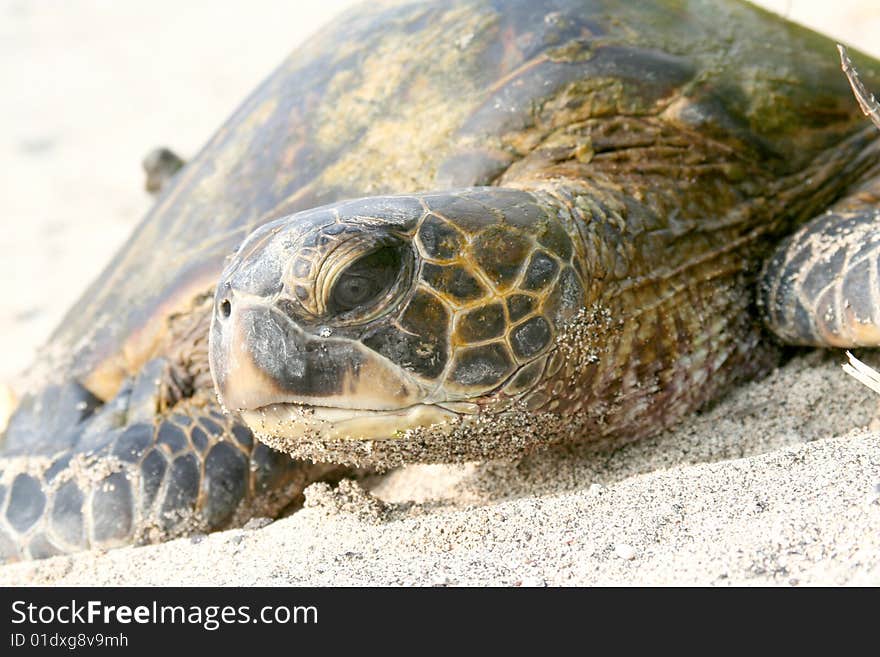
left=323, top=243, right=412, bottom=323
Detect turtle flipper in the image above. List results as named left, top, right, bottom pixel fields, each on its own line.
left=142, top=147, right=185, bottom=195
left=759, top=195, right=880, bottom=348
left=761, top=49, right=880, bottom=349
left=0, top=360, right=333, bottom=562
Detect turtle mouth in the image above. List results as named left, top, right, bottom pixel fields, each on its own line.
left=239, top=401, right=462, bottom=441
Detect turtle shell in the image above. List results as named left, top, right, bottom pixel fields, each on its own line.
left=35, top=0, right=877, bottom=401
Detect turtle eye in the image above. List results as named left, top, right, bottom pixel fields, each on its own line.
left=328, top=245, right=403, bottom=315
left=332, top=273, right=375, bottom=310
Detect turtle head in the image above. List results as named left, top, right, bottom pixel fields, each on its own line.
left=209, top=189, right=582, bottom=443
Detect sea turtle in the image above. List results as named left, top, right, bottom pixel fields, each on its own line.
left=2, top=0, right=880, bottom=563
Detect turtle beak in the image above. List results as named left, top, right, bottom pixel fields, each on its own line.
left=208, top=293, right=425, bottom=414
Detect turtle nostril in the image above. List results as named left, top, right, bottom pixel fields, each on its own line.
left=219, top=298, right=232, bottom=319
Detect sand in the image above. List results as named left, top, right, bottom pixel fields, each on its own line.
left=2, top=351, right=879, bottom=586
left=1, top=1, right=880, bottom=586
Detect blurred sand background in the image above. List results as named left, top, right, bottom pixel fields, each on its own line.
left=1, top=1, right=880, bottom=585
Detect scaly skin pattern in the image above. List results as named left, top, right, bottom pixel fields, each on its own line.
left=761, top=178, right=880, bottom=348
left=761, top=48, right=880, bottom=348
left=0, top=307, right=342, bottom=562
left=230, top=121, right=880, bottom=467
left=0, top=394, right=331, bottom=561
left=4, top=0, right=880, bottom=561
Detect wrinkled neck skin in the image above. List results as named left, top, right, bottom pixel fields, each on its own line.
left=209, top=115, right=880, bottom=469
